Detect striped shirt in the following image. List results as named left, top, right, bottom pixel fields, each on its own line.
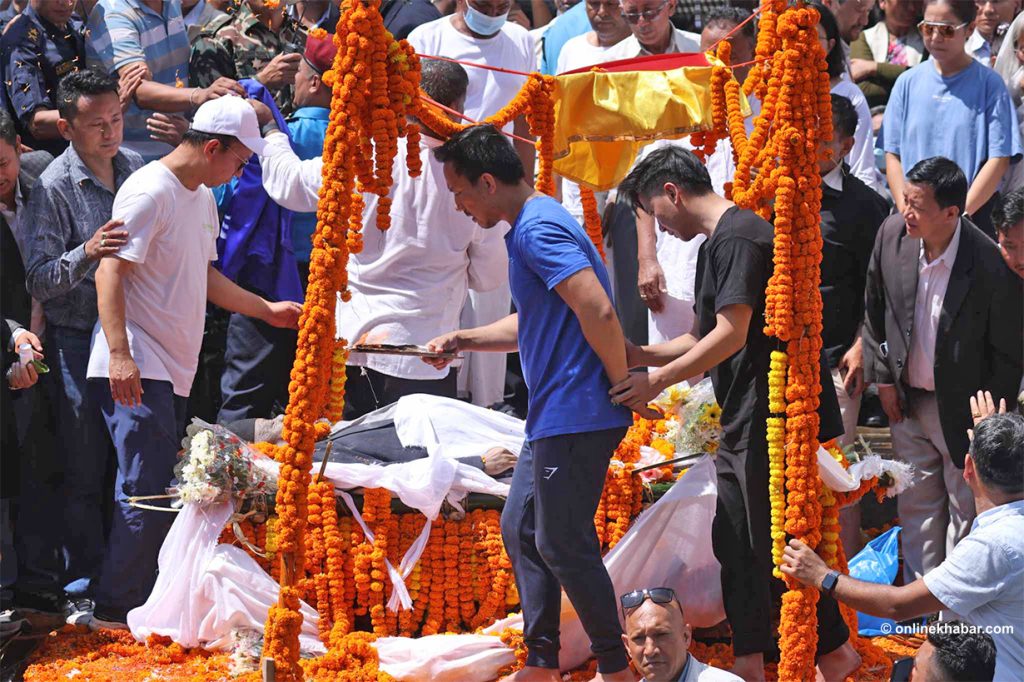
left=85, top=0, right=189, bottom=161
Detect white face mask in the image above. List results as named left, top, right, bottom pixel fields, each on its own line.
left=464, top=2, right=509, bottom=35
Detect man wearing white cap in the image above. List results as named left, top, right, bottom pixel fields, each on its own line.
left=85, top=96, right=301, bottom=628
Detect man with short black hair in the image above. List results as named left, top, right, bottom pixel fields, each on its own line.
left=913, top=622, right=997, bottom=682
left=620, top=587, right=740, bottom=682
left=701, top=7, right=755, bottom=81
left=85, top=96, right=301, bottom=627
left=783, top=412, right=1024, bottom=681
left=614, top=146, right=858, bottom=682
left=862, top=156, right=1023, bottom=582
left=424, top=124, right=644, bottom=682
left=24, top=68, right=143, bottom=609
left=992, top=186, right=1024, bottom=278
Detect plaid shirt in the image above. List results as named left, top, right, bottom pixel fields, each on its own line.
left=85, top=0, right=189, bottom=161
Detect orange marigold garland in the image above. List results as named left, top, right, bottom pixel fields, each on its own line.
left=725, top=2, right=832, bottom=679
left=264, top=0, right=422, bottom=673
left=579, top=186, right=606, bottom=260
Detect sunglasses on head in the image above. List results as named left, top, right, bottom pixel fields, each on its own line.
left=620, top=0, right=668, bottom=24
left=620, top=587, right=678, bottom=613
left=917, top=20, right=968, bottom=39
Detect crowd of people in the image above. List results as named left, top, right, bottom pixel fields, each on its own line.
left=0, top=0, right=1022, bottom=680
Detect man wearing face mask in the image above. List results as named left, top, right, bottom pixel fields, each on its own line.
left=408, top=1, right=534, bottom=411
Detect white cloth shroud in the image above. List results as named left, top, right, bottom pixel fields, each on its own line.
left=375, top=455, right=724, bottom=681
left=127, top=501, right=325, bottom=653
left=129, top=395, right=512, bottom=649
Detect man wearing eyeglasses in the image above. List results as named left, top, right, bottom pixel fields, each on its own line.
left=604, top=0, right=700, bottom=58
left=620, top=588, right=741, bottom=682
left=85, top=96, right=301, bottom=628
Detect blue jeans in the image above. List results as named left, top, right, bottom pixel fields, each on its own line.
left=48, top=326, right=114, bottom=597
left=90, top=379, right=187, bottom=613
left=501, top=427, right=629, bottom=673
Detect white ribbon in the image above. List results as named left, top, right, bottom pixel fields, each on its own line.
left=340, top=491, right=413, bottom=611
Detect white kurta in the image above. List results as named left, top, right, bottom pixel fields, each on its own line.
left=408, top=17, right=535, bottom=406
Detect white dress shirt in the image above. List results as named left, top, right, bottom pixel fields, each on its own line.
left=337, top=136, right=508, bottom=380
left=906, top=223, right=961, bottom=390
left=604, top=26, right=701, bottom=61
left=259, top=131, right=322, bottom=213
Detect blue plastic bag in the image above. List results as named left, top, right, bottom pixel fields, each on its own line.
left=847, top=526, right=913, bottom=636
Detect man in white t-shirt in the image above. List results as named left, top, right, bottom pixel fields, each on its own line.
left=408, top=0, right=535, bottom=408
left=85, top=96, right=301, bottom=628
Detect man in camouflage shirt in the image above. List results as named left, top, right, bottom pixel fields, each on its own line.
left=189, top=0, right=305, bottom=115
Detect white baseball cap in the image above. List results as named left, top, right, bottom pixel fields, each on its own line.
left=190, top=95, right=266, bottom=156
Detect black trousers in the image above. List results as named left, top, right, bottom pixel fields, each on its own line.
left=341, top=366, right=457, bottom=420
left=501, top=427, right=629, bottom=674
left=713, top=450, right=849, bottom=658
left=218, top=312, right=296, bottom=423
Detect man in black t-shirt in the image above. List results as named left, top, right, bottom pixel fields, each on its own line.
left=614, top=147, right=858, bottom=682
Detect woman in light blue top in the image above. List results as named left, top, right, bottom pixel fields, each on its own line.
left=883, top=0, right=1022, bottom=237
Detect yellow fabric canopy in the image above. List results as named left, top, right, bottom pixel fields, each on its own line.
left=552, top=52, right=749, bottom=191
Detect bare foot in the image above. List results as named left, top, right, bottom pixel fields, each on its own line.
left=817, top=641, right=861, bottom=682
left=730, top=653, right=767, bottom=682
left=499, top=666, right=562, bottom=681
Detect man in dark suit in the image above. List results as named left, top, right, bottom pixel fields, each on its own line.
left=0, top=109, right=65, bottom=618
left=863, top=157, right=1024, bottom=582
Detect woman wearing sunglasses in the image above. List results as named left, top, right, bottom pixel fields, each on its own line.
left=882, top=0, right=1022, bottom=239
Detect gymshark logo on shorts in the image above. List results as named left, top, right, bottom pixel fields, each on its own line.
left=543, top=467, right=558, bottom=480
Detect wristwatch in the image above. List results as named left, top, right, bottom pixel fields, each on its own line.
left=820, top=570, right=841, bottom=597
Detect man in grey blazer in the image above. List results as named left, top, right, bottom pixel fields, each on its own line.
left=863, top=156, right=1023, bottom=582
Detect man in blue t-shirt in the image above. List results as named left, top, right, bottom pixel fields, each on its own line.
left=425, top=125, right=650, bottom=682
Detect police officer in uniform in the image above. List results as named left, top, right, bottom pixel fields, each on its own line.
left=0, top=0, right=85, bottom=156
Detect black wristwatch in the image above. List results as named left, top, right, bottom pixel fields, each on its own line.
left=820, top=570, right=841, bottom=597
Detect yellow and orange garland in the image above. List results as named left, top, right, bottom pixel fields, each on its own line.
left=698, top=0, right=833, bottom=678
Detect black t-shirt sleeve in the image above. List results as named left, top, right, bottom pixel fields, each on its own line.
left=710, top=235, right=769, bottom=314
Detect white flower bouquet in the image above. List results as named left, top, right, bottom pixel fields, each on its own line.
left=174, top=419, right=276, bottom=509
